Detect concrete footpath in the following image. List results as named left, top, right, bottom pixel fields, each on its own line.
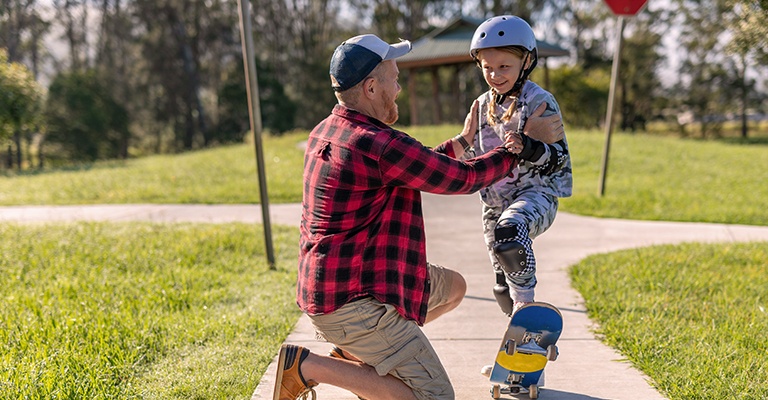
left=3, top=194, right=768, bottom=400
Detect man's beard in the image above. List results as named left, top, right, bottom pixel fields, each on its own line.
left=383, top=104, right=399, bottom=125
left=381, top=92, right=399, bottom=125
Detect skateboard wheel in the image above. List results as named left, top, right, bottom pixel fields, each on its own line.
left=491, top=384, right=501, bottom=399
left=546, top=344, right=558, bottom=361
left=529, top=384, right=538, bottom=399
left=505, top=339, right=517, bottom=355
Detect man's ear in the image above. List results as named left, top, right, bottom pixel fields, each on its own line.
left=361, top=77, right=376, bottom=99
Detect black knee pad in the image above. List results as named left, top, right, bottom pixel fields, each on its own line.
left=493, top=240, right=528, bottom=274
left=492, top=273, right=514, bottom=315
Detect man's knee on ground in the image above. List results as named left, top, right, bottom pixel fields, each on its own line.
left=446, top=269, right=466, bottom=309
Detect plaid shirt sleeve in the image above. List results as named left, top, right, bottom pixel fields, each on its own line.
left=380, top=132, right=516, bottom=195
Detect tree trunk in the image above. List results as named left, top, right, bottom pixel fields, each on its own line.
left=739, top=55, right=748, bottom=139
left=6, top=146, right=12, bottom=169
left=167, top=7, right=207, bottom=149
left=38, top=137, right=44, bottom=169
left=13, top=128, right=22, bottom=169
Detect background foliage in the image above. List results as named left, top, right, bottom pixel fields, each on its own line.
left=0, top=0, right=766, bottom=169
left=0, top=48, right=43, bottom=168
left=45, top=69, right=130, bottom=162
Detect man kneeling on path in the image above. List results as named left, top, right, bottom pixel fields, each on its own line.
left=270, top=33, right=557, bottom=400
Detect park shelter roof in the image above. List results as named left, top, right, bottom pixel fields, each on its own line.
left=397, top=16, right=569, bottom=69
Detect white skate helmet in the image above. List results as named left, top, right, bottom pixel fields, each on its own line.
left=470, top=15, right=539, bottom=97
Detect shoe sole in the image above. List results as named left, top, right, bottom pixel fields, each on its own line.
left=272, top=345, right=288, bottom=400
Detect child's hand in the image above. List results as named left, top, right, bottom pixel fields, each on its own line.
left=504, top=131, right=524, bottom=154
left=524, top=103, right=564, bottom=144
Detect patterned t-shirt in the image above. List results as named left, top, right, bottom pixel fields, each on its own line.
left=470, top=81, right=572, bottom=208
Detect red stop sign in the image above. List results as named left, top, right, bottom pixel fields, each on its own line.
left=603, top=0, right=648, bottom=16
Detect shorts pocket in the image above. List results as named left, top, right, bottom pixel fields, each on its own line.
left=315, top=325, right=345, bottom=343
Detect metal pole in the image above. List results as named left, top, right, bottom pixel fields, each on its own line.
left=598, top=16, right=625, bottom=197
left=237, top=0, right=275, bottom=269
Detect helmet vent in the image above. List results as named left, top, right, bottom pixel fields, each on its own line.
left=480, top=32, right=486, bottom=38
left=498, top=31, right=505, bottom=37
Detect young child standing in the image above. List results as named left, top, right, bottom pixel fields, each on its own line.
left=454, top=15, right=572, bottom=317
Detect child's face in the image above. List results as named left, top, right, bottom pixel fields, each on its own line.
left=477, top=48, right=527, bottom=95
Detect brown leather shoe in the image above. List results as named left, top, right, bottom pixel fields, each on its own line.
left=273, top=344, right=317, bottom=400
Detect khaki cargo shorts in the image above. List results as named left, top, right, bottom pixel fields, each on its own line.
left=308, top=262, right=456, bottom=400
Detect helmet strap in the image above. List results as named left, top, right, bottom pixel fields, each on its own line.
left=510, top=53, right=537, bottom=94
left=496, top=52, right=537, bottom=104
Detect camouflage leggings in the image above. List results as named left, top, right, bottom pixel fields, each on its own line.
left=482, top=190, right=558, bottom=303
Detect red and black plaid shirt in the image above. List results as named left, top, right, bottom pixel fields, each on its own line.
left=298, top=105, right=517, bottom=325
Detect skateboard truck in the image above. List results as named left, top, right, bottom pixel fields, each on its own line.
left=505, top=335, right=558, bottom=360
left=488, top=302, right=563, bottom=399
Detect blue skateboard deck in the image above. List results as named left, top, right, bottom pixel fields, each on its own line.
left=489, top=302, right=563, bottom=399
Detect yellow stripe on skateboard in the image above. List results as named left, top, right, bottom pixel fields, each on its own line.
left=496, top=351, right=547, bottom=373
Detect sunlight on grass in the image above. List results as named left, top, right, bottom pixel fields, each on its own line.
left=1, top=125, right=767, bottom=398
left=1, top=127, right=767, bottom=227
left=560, top=130, right=768, bottom=225
left=0, top=222, right=301, bottom=399
left=0, top=133, right=306, bottom=205
left=570, top=242, right=768, bottom=399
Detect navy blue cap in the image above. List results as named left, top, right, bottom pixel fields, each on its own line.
left=330, top=34, right=412, bottom=92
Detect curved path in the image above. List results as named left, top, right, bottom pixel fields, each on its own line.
left=3, top=194, right=767, bottom=399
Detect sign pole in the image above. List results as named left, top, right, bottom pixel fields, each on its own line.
left=237, top=0, right=276, bottom=269
left=598, top=16, right=625, bottom=197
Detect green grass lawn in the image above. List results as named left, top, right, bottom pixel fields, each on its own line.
left=2, top=127, right=766, bottom=226
left=0, top=223, right=300, bottom=399
left=2, top=126, right=767, bottom=399
left=570, top=242, right=768, bottom=399
left=0, top=134, right=305, bottom=205
left=414, top=125, right=768, bottom=226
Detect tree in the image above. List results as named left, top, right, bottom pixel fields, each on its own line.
left=94, top=0, right=133, bottom=125
left=0, top=0, right=51, bottom=74
left=673, top=0, right=764, bottom=138
left=727, top=0, right=768, bottom=65
left=52, top=0, right=90, bottom=71
left=0, top=48, right=43, bottom=169
left=215, top=58, right=297, bottom=141
left=563, top=0, right=614, bottom=69
left=545, top=64, right=609, bottom=128
left=43, top=70, right=130, bottom=162
left=726, top=0, right=767, bottom=137
left=131, top=0, right=243, bottom=151
left=253, top=0, right=340, bottom=129
left=618, top=14, right=665, bottom=132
